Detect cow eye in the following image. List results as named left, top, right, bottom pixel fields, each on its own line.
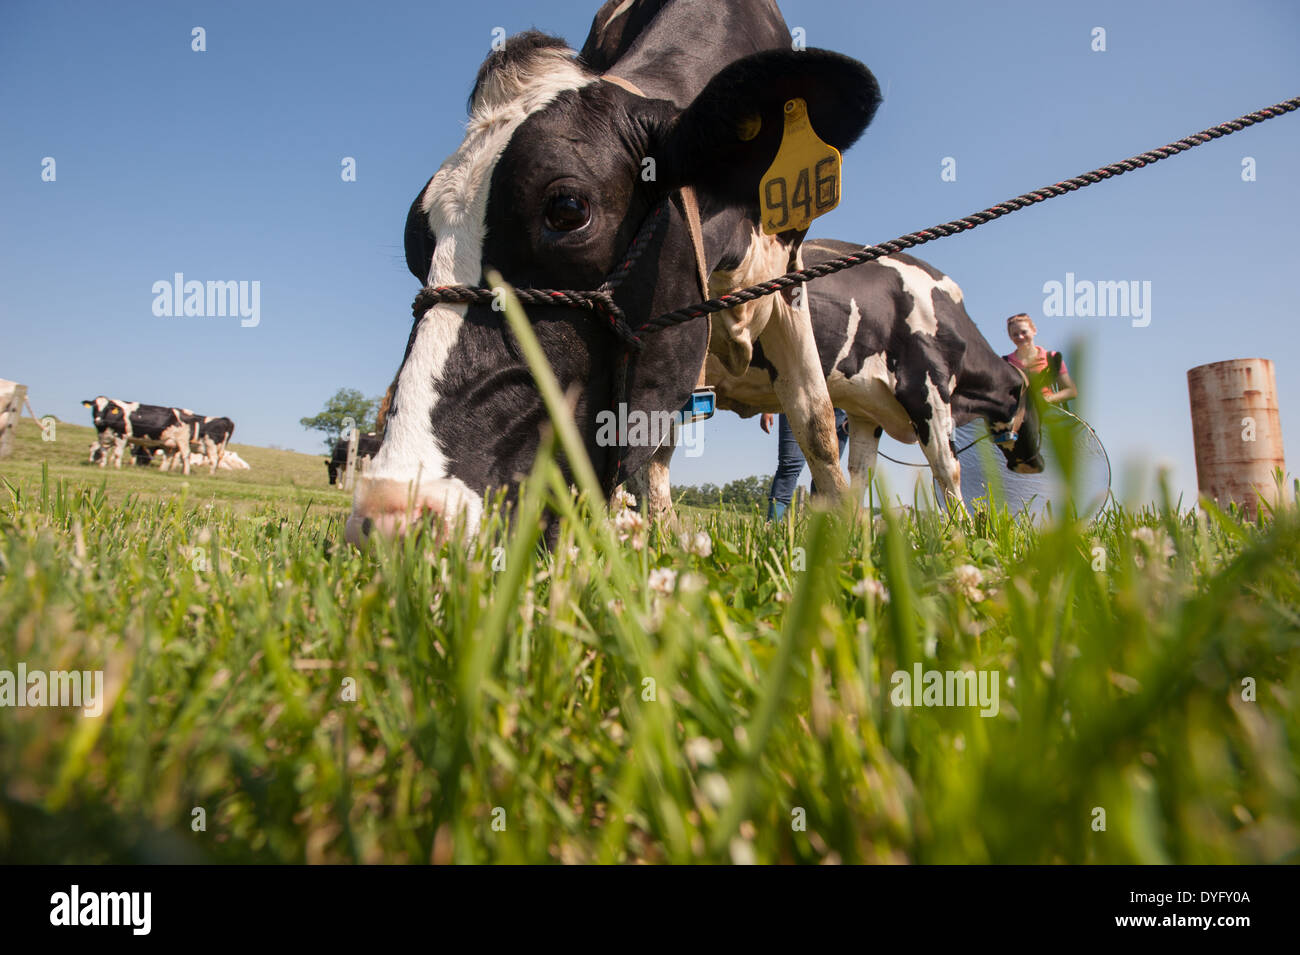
left=544, top=194, right=590, bottom=233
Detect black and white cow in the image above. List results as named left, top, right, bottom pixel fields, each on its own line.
left=348, top=0, right=882, bottom=543
left=637, top=243, right=1045, bottom=513
left=174, top=411, right=236, bottom=474
left=327, top=432, right=382, bottom=485
left=82, top=396, right=192, bottom=473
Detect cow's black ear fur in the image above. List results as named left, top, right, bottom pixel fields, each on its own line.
left=404, top=176, right=437, bottom=283
left=657, top=49, right=881, bottom=208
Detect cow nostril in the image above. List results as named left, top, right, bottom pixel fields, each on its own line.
left=362, top=517, right=373, bottom=536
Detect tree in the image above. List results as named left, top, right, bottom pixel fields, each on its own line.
left=300, top=388, right=379, bottom=451
left=670, top=476, right=771, bottom=510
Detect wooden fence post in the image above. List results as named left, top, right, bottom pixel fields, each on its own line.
left=0, top=380, right=28, bottom=460
left=342, top=427, right=360, bottom=492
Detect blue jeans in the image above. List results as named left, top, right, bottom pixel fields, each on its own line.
left=767, top=409, right=849, bottom=520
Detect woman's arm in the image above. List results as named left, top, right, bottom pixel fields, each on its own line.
left=1047, top=366, right=1078, bottom=404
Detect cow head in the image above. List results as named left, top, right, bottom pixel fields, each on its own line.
left=82, top=396, right=126, bottom=432
left=348, top=32, right=880, bottom=543
left=991, top=369, right=1045, bottom=474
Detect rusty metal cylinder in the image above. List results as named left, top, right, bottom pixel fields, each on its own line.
left=1186, top=359, right=1286, bottom=519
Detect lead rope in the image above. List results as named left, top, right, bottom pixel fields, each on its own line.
left=413, top=95, right=1299, bottom=343
left=642, top=95, right=1300, bottom=332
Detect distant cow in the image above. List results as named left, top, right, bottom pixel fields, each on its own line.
left=327, top=432, right=382, bottom=485
left=83, top=396, right=192, bottom=473
left=175, top=410, right=236, bottom=474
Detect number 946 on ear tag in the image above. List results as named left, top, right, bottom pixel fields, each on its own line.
left=759, top=98, right=841, bottom=235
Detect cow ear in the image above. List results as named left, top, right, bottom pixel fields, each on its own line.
left=404, top=177, right=437, bottom=283
left=81, top=400, right=92, bottom=408
left=657, top=49, right=881, bottom=209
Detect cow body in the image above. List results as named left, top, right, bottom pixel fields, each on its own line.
left=175, top=411, right=236, bottom=474
left=637, top=243, right=1044, bottom=513
left=348, top=0, right=882, bottom=543
left=327, top=432, right=382, bottom=485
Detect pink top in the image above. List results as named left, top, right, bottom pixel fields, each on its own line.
left=1004, top=345, right=1068, bottom=397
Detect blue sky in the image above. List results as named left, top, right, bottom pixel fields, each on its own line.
left=2, top=0, right=1297, bottom=504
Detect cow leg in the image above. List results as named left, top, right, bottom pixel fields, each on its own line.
left=645, top=440, right=674, bottom=521
left=846, top=417, right=881, bottom=490
left=758, top=310, right=846, bottom=502
left=624, top=440, right=675, bottom=522
left=111, top=436, right=126, bottom=469
left=896, top=369, right=964, bottom=510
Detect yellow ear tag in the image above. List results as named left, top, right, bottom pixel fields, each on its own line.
left=758, top=98, right=841, bottom=235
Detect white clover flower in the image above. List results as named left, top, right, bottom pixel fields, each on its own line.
left=611, top=488, right=637, bottom=512
left=682, top=531, right=712, bottom=558
left=701, top=773, right=731, bottom=807
left=679, top=571, right=707, bottom=593
left=851, top=578, right=889, bottom=602
left=953, top=564, right=985, bottom=602
left=648, top=567, right=677, bottom=595
left=613, top=507, right=646, bottom=542
left=1130, top=525, right=1176, bottom=567
left=684, top=736, right=716, bottom=767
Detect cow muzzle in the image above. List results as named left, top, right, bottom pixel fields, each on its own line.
left=345, top=477, right=484, bottom=546
left=1012, top=454, right=1045, bottom=474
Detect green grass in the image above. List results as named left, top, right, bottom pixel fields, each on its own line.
left=2, top=310, right=1298, bottom=864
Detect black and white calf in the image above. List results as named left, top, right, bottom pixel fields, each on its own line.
left=348, top=0, right=882, bottom=543
left=82, top=396, right=192, bottom=473
left=327, top=432, right=382, bottom=485
left=640, top=243, right=1044, bottom=513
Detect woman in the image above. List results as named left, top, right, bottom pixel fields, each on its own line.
left=1004, top=313, right=1077, bottom=404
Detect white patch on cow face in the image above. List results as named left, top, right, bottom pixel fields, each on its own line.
left=879, top=256, right=964, bottom=338
left=358, top=48, right=593, bottom=532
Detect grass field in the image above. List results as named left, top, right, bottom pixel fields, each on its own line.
left=2, top=400, right=1298, bottom=864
